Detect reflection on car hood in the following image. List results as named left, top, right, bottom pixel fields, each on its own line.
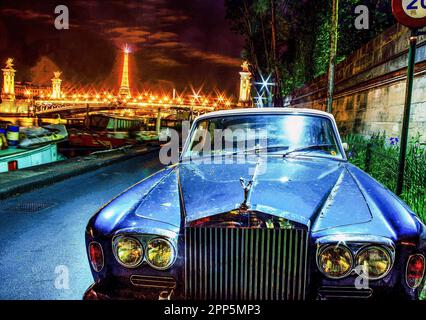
left=178, top=157, right=372, bottom=230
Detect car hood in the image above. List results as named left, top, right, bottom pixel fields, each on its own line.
left=178, top=157, right=372, bottom=230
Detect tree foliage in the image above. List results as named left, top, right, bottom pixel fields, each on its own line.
left=225, top=0, right=395, bottom=100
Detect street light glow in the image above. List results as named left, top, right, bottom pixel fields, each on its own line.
left=255, top=74, right=275, bottom=94
left=124, top=44, right=130, bottom=54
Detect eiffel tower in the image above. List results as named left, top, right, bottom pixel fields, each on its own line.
left=119, top=45, right=131, bottom=99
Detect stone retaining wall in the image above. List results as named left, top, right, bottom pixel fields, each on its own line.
left=290, top=24, right=426, bottom=141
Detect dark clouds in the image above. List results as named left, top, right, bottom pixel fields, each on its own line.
left=0, top=0, right=244, bottom=95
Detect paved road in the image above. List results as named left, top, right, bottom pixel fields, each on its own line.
left=0, top=151, right=164, bottom=300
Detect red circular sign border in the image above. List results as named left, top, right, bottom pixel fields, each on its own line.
left=392, top=0, right=426, bottom=29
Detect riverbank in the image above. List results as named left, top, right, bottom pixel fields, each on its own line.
left=0, top=145, right=160, bottom=200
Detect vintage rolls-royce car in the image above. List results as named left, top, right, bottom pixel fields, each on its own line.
left=84, top=108, right=426, bottom=300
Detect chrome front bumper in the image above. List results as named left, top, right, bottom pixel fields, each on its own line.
left=83, top=281, right=175, bottom=300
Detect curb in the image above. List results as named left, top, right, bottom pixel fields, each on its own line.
left=0, top=146, right=160, bottom=200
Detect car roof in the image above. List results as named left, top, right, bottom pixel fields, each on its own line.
left=194, top=107, right=334, bottom=122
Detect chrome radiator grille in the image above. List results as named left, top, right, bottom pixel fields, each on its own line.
left=184, top=227, right=309, bottom=300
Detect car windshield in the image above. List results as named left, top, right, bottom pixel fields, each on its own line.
left=183, top=114, right=343, bottom=160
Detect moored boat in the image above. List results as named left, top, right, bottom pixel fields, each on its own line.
left=67, top=129, right=137, bottom=149
left=135, top=131, right=159, bottom=142
left=19, top=124, right=68, bottom=149
left=67, top=113, right=159, bottom=150
left=0, top=123, right=68, bottom=173
left=0, top=143, right=65, bottom=173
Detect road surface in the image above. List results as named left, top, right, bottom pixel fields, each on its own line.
left=0, top=151, right=163, bottom=299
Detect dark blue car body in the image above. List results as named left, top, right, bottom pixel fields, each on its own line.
left=84, top=108, right=426, bottom=300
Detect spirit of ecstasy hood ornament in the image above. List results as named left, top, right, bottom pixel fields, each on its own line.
left=238, top=160, right=262, bottom=211
left=239, top=177, right=253, bottom=211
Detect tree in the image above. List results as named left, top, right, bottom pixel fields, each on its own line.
left=327, top=0, right=339, bottom=113
left=225, top=0, right=395, bottom=101
left=270, top=0, right=281, bottom=106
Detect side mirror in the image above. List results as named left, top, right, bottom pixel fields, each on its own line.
left=342, top=142, right=349, bottom=152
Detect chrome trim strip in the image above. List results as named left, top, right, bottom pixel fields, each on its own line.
left=275, top=228, right=282, bottom=301
left=214, top=227, right=218, bottom=299
left=281, top=229, right=287, bottom=300
left=198, top=228, right=202, bottom=299
left=318, top=286, right=373, bottom=299
left=286, top=229, right=293, bottom=300
left=259, top=229, right=265, bottom=300
left=248, top=228, right=254, bottom=299
left=204, top=228, right=208, bottom=299
left=194, top=228, right=198, bottom=299
left=130, top=275, right=176, bottom=289
left=269, top=229, right=275, bottom=300
left=233, top=228, right=237, bottom=299
left=298, top=230, right=303, bottom=300
left=209, top=228, right=213, bottom=299
left=303, top=227, right=309, bottom=300
left=225, top=228, right=228, bottom=300
left=292, top=230, right=298, bottom=300
left=184, top=229, right=188, bottom=297
left=219, top=228, right=223, bottom=299
left=244, top=228, right=249, bottom=300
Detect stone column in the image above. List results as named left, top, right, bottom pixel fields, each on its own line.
left=51, top=71, right=62, bottom=99
left=238, top=61, right=252, bottom=106
left=2, top=58, right=16, bottom=101
left=1, top=58, right=17, bottom=113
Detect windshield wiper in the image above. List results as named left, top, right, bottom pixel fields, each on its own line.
left=186, top=144, right=336, bottom=159
left=228, top=145, right=290, bottom=156
left=282, top=144, right=335, bottom=158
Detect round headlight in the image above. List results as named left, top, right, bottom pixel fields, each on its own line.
left=318, top=245, right=353, bottom=279
left=146, top=238, right=176, bottom=270
left=113, top=236, right=143, bottom=268
left=356, top=246, right=391, bottom=279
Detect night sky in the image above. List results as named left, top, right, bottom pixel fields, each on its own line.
left=0, top=0, right=244, bottom=96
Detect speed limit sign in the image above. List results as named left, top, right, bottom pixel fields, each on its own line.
left=392, top=0, right=426, bottom=28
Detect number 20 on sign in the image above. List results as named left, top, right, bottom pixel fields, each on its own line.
left=405, top=0, right=426, bottom=11
left=392, top=0, right=426, bottom=28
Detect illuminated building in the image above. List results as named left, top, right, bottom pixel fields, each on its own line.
left=15, top=83, right=49, bottom=99
left=118, top=46, right=131, bottom=99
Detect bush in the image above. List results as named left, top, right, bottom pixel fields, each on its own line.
left=343, top=133, right=425, bottom=222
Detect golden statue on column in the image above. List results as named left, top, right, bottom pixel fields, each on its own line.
left=51, top=71, right=62, bottom=99
left=2, top=58, right=16, bottom=101
left=238, top=61, right=252, bottom=106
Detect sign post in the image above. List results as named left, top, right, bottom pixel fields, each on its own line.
left=391, top=0, right=426, bottom=195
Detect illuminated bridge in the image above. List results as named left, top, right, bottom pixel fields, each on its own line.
left=32, top=96, right=234, bottom=117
